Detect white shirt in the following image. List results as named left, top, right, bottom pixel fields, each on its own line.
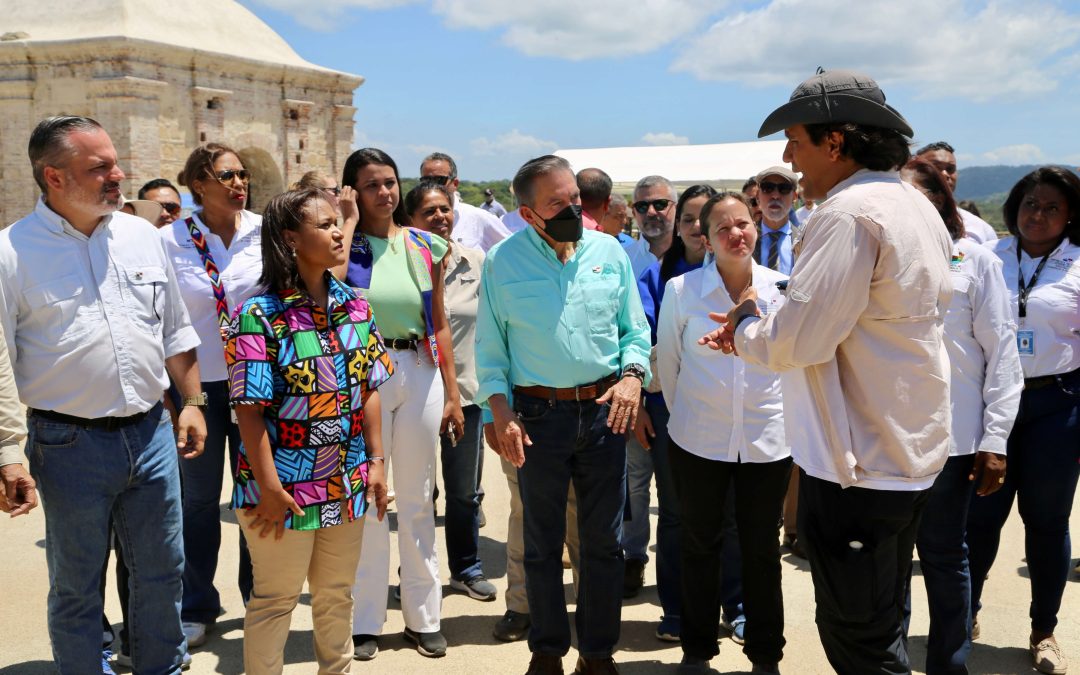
left=159, top=210, right=264, bottom=382
left=453, top=194, right=511, bottom=252
left=621, top=236, right=659, bottom=280
left=993, top=236, right=1080, bottom=379
left=0, top=200, right=199, bottom=418
left=735, top=170, right=953, bottom=491
left=960, top=209, right=999, bottom=245
left=480, top=199, right=507, bottom=218
left=794, top=204, right=815, bottom=225
left=943, top=238, right=1022, bottom=456
left=658, top=263, right=790, bottom=463
left=502, top=208, right=529, bottom=234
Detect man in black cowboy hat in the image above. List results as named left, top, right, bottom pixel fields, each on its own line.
left=701, top=69, right=954, bottom=674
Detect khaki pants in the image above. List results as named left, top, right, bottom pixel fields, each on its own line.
left=242, top=512, right=365, bottom=675
left=500, top=456, right=580, bottom=614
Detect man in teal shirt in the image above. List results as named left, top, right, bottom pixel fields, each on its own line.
left=476, top=155, right=650, bottom=675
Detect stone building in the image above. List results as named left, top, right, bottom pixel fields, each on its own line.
left=0, top=0, right=364, bottom=224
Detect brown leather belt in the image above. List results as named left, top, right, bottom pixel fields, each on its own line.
left=513, top=373, right=620, bottom=402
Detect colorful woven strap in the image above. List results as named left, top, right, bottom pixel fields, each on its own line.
left=186, top=216, right=230, bottom=341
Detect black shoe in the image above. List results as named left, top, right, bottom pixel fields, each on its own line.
left=526, top=653, right=564, bottom=675
left=403, top=627, right=447, bottom=658
left=352, top=634, right=379, bottom=661
left=623, top=559, right=645, bottom=598
left=573, top=655, right=619, bottom=674
left=676, top=655, right=712, bottom=674
left=494, top=610, right=531, bottom=642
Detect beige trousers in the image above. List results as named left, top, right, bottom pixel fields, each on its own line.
left=500, top=456, right=580, bottom=614
left=242, top=512, right=366, bottom=675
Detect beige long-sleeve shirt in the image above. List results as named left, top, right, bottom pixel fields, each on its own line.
left=735, top=169, right=953, bottom=490
left=444, top=243, right=485, bottom=406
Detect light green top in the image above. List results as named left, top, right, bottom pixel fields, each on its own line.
left=365, top=229, right=447, bottom=340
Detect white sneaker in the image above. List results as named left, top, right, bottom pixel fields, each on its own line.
left=182, top=622, right=208, bottom=649
left=111, top=650, right=192, bottom=670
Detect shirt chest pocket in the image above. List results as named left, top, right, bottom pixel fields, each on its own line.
left=23, top=274, right=96, bottom=344
left=123, top=265, right=168, bottom=334
left=580, top=275, right=621, bottom=336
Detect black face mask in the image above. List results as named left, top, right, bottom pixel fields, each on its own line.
left=537, top=204, right=583, bottom=242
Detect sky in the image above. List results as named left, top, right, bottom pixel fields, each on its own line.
left=239, top=0, right=1080, bottom=180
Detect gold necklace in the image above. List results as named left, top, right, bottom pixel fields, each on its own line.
left=389, top=225, right=400, bottom=253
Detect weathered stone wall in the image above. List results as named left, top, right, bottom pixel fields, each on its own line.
left=0, top=38, right=361, bottom=224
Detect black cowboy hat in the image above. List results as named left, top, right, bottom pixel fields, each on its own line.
left=758, top=68, right=913, bottom=138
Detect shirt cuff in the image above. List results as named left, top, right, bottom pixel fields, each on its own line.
left=978, top=436, right=1008, bottom=456
left=0, top=441, right=25, bottom=467
left=164, top=326, right=201, bottom=360
left=733, top=315, right=762, bottom=354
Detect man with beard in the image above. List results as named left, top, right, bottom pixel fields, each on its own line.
left=623, top=175, right=677, bottom=280
left=0, top=116, right=207, bottom=673
left=915, top=141, right=998, bottom=244
left=752, top=166, right=801, bottom=274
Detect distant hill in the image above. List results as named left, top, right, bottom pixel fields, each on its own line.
left=956, top=165, right=1040, bottom=200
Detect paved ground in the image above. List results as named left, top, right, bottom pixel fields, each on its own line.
left=1, top=451, right=1077, bottom=675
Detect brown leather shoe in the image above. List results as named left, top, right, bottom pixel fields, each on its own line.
left=573, top=656, right=619, bottom=674
left=526, top=653, right=564, bottom=675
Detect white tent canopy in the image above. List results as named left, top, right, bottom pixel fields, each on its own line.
left=555, top=139, right=791, bottom=191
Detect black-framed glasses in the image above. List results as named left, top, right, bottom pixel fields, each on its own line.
left=632, top=199, right=673, bottom=215
left=215, top=169, right=250, bottom=184
left=759, top=180, right=794, bottom=195
left=749, top=198, right=759, bottom=208
left=160, top=202, right=181, bottom=215
left=425, top=175, right=451, bottom=186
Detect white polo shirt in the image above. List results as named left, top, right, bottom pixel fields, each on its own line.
left=452, top=194, right=511, bottom=252
left=657, top=262, right=790, bottom=463
left=159, top=209, right=263, bottom=382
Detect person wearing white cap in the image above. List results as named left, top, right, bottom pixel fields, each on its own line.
left=700, top=68, right=954, bottom=674
left=751, top=166, right=801, bottom=275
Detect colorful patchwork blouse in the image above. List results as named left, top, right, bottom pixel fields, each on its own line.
left=225, top=275, right=393, bottom=530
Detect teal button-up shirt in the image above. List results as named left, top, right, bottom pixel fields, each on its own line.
left=475, top=226, right=651, bottom=415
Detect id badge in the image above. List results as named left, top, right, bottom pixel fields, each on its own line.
left=1017, top=329, right=1035, bottom=357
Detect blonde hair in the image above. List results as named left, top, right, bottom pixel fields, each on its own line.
left=292, top=170, right=336, bottom=191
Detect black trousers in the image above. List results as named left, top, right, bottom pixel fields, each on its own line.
left=668, top=440, right=792, bottom=664
left=799, top=470, right=931, bottom=675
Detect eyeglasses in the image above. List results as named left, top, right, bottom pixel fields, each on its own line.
left=160, top=202, right=181, bottom=215
left=215, top=169, right=250, bottom=184
left=749, top=198, right=759, bottom=208
left=322, top=186, right=341, bottom=196
left=758, top=180, right=794, bottom=196
left=425, top=175, right=451, bottom=186
left=632, top=199, right=673, bottom=215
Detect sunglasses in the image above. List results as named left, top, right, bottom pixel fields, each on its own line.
left=160, top=202, right=181, bottom=215
left=749, top=198, right=759, bottom=208
left=215, top=169, right=250, bottom=184
left=632, top=199, right=673, bottom=215
left=758, top=180, right=794, bottom=196
left=425, top=175, right=451, bottom=186
left=322, top=186, right=341, bottom=196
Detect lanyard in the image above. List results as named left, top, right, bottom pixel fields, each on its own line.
left=1016, top=245, right=1051, bottom=323
left=186, top=216, right=230, bottom=341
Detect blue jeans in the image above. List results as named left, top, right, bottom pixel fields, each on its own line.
left=967, top=382, right=1080, bottom=633
left=180, top=380, right=252, bottom=623
left=28, top=403, right=187, bottom=674
left=624, top=396, right=681, bottom=622
left=515, top=392, right=626, bottom=658
left=904, top=453, right=976, bottom=674
left=441, top=403, right=485, bottom=581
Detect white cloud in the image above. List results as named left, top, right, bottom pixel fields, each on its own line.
left=251, top=0, right=417, bottom=30
left=672, top=0, right=1080, bottom=102
left=431, top=0, right=724, bottom=59
left=470, top=129, right=558, bottom=157
left=978, top=144, right=1046, bottom=165
left=641, top=132, right=689, bottom=146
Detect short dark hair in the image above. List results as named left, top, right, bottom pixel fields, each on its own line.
left=28, top=115, right=104, bottom=193
left=915, top=141, right=956, bottom=156
left=661, top=184, right=718, bottom=284
left=576, top=168, right=612, bottom=211
left=957, top=200, right=981, bottom=217
left=138, top=178, right=180, bottom=200
left=259, top=187, right=334, bottom=293
left=421, top=152, right=458, bottom=181
left=699, top=191, right=751, bottom=234
left=741, top=177, right=758, bottom=193
left=512, top=155, right=573, bottom=209
left=177, top=143, right=242, bottom=206
left=342, top=147, right=409, bottom=227
left=1003, top=166, right=1080, bottom=246
left=804, top=122, right=911, bottom=172
left=404, top=180, right=454, bottom=217
left=902, top=157, right=964, bottom=240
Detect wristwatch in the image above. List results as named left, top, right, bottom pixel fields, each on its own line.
left=622, top=364, right=647, bottom=382
left=182, top=392, right=209, bottom=408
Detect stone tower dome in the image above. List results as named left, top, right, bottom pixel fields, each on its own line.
left=0, top=0, right=364, bottom=222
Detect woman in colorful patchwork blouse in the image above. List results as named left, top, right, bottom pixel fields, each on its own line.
left=337, top=148, right=465, bottom=659
left=226, top=187, right=392, bottom=675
